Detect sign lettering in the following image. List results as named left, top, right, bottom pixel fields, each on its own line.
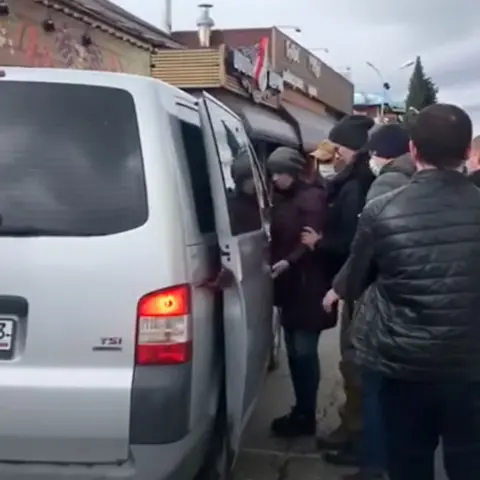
left=285, top=40, right=300, bottom=63
left=283, top=69, right=304, bottom=90
left=307, top=85, right=318, bottom=98
left=308, top=55, right=321, bottom=78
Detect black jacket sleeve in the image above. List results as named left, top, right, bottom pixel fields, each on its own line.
left=316, top=181, right=364, bottom=259
left=332, top=256, right=350, bottom=298
left=342, top=204, right=377, bottom=301
left=286, top=187, right=327, bottom=265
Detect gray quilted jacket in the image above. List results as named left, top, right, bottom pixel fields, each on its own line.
left=333, top=153, right=415, bottom=362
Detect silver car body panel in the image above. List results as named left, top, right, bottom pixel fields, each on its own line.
left=0, top=67, right=271, bottom=479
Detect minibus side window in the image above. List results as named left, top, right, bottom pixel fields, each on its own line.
left=178, top=119, right=216, bottom=235
left=205, top=112, right=262, bottom=236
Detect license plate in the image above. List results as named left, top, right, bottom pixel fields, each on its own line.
left=0, top=319, right=14, bottom=351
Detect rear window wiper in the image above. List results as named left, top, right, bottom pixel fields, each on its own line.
left=0, top=225, right=74, bottom=236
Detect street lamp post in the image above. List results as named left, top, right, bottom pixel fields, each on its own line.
left=276, top=25, right=302, bottom=33
left=366, top=60, right=415, bottom=122
left=308, top=47, right=329, bottom=53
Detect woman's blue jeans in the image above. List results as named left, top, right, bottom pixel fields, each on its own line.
left=284, top=329, right=320, bottom=418
left=362, top=368, right=387, bottom=470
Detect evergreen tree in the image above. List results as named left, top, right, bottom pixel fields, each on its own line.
left=405, top=56, right=438, bottom=111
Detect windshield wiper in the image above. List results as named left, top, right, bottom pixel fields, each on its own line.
left=0, top=225, right=73, bottom=236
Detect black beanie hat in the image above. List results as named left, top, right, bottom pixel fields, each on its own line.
left=367, top=124, right=410, bottom=159
left=329, top=115, right=375, bottom=151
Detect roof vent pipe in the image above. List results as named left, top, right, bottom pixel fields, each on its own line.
left=164, top=0, right=172, bottom=34
left=196, top=4, right=214, bottom=47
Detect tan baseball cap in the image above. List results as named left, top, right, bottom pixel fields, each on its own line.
left=310, top=140, right=336, bottom=163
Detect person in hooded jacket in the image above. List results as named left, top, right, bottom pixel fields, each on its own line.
left=301, top=115, right=375, bottom=453
left=268, top=146, right=335, bottom=438
left=324, top=124, right=413, bottom=478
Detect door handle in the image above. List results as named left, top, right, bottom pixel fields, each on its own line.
left=197, top=267, right=234, bottom=291
left=262, top=221, right=271, bottom=242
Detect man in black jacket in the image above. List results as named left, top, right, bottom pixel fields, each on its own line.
left=304, top=115, right=375, bottom=455
left=334, top=104, right=480, bottom=480
left=325, top=124, right=413, bottom=478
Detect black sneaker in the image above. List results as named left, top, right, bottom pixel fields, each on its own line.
left=270, top=409, right=316, bottom=438
left=324, top=441, right=361, bottom=467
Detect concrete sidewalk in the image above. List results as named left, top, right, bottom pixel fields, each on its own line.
left=233, top=327, right=354, bottom=480
left=233, top=326, right=447, bottom=480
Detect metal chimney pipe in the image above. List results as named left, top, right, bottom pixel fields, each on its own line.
left=196, top=4, right=214, bottom=47
left=164, top=0, right=172, bottom=34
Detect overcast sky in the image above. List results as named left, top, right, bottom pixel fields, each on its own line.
left=114, top=0, right=480, bottom=130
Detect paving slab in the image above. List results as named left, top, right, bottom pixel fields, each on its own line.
left=232, top=450, right=284, bottom=480
left=233, top=324, right=448, bottom=479
left=233, top=326, right=353, bottom=480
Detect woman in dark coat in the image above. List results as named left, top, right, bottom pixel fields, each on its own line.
left=268, top=146, right=335, bottom=438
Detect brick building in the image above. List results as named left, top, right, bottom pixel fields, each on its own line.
left=0, top=0, right=181, bottom=74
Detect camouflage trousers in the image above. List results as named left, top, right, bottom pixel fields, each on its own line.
left=336, top=300, right=363, bottom=439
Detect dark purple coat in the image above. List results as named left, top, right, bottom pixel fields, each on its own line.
left=271, top=180, right=336, bottom=332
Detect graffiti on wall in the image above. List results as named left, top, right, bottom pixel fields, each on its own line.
left=0, top=0, right=150, bottom=74
left=0, top=18, right=124, bottom=71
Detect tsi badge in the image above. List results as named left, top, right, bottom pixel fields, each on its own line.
left=93, top=337, right=123, bottom=351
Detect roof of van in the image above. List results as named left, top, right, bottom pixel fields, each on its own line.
left=0, top=67, right=196, bottom=104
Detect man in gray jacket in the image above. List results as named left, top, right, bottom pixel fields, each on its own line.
left=364, top=128, right=416, bottom=202
left=319, top=124, right=414, bottom=477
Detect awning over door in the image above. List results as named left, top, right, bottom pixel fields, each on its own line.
left=217, top=95, right=300, bottom=148
left=281, top=103, right=336, bottom=153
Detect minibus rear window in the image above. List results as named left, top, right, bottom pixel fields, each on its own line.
left=0, top=81, right=147, bottom=236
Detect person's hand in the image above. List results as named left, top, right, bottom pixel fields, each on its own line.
left=271, top=260, right=289, bottom=279
left=323, top=288, right=340, bottom=313
left=301, top=227, right=323, bottom=250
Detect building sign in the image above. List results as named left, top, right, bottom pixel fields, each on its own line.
left=273, top=28, right=353, bottom=113
left=227, top=42, right=284, bottom=104
left=279, top=37, right=323, bottom=97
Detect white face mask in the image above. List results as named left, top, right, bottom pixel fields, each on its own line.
left=368, top=156, right=384, bottom=177
left=319, top=164, right=336, bottom=179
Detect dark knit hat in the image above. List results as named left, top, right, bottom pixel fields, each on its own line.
left=267, top=147, right=306, bottom=176
left=328, top=115, right=375, bottom=151
left=367, top=124, right=410, bottom=159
